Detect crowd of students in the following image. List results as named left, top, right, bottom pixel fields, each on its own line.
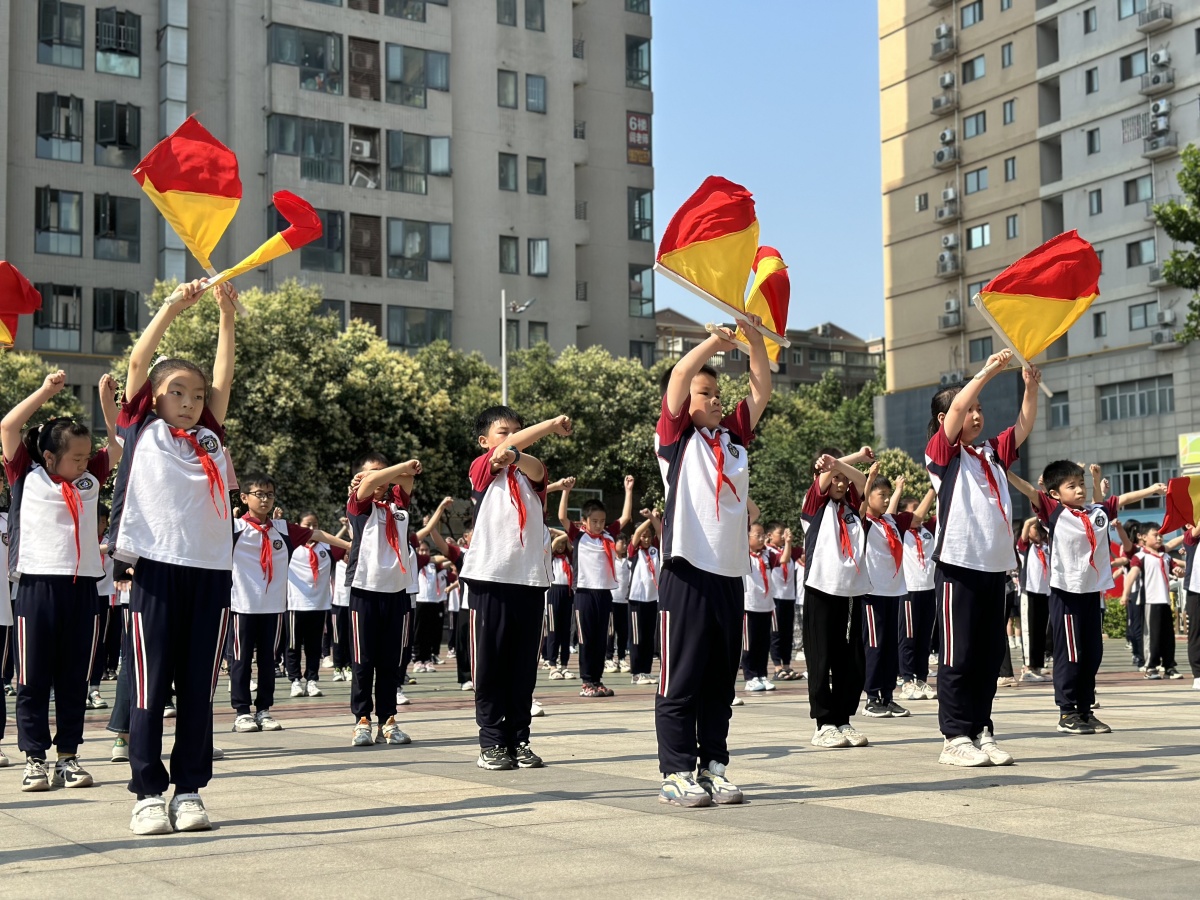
left=3, top=285, right=1198, bottom=830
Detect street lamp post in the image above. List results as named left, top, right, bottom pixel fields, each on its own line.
left=500, top=291, right=536, bottom=405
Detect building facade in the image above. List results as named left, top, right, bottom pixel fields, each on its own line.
left=3, top=0, right=656, bottom=425
left=878, top=0, right=1199, bottom=518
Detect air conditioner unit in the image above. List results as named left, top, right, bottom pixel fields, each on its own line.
left=942, top=187, right=957, bottom=202
left=934, top=147, right=953, bottom=164
left=1156, top=308, right=1176, bottom=326
left=939, top=128, right=956, bottom=145
left=944, top=297, right=960, bottom=313
left=938, top=312, right=961, bottom=330
left=935, top=23, right=952, bottom=39
left=936, top=205, right=957, bottom=222
left=941, top=233, right=959, bottom=249
left=1150, top=72, right=1168, bottom=86
left=1151, top=99, right=1171, bottom=116
left=1151, top=49, right=1170, bottom=67
left=938, top=250, right=956, bottom=265
left=350, top=49, right=371, bottom=70
left=1151, top=115, right=1170, bottom=135
left=349, top=167, right=379, bottom=189
left=940, top=370, right=964, bottom=386
left=1151, top=328, right=1177, bottom=348
left=939, top=71, right=956, bottom=89
left=350, top=138, right=373, bottom=159
left=1146, top=135, right=1170, bottom=152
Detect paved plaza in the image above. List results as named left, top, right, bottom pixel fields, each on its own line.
left=1, top=641, right=1198, bottom=899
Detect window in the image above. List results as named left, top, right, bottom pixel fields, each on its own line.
left=528, top=238, right=549, bottom=276
left=963, top=111, right=986, bottom=139
left=505, top=319, right=520, bottom=352
left=1006, top=214, right=1018, bottom=240
left=629, top=264, right=654, bottom=317
left=1109, top=457, right=1176, bottom=511
left=1125, top=238, right=1155, bottom=267
left=385, top=44, right=448, bottom=107
left=38, top=0, right=84, bottom=68
left=95, top=8, right=140, bottom=77
left=525, top=0, right=544, bottom=31
left=626, top=35, right=651, bottom=88
left=1049, top=391, right=1069, bottom=429
left=384, top=0, right=425, bottom=20
left=961, top=1, right=983, bottom=28
left=1002, top=100, right=1015, bottom=125
left=626, top=0, right=650, bottom=13
left=961, top=55, right=985, bottom=84
left=1085, top=128, right=1100, bottom=155
left=964, top=167, right=988, bottom=194
left=387, top=306, right=451, bottom=348
left=1129, top=300, right=1158, bottom=329
left=915, top=192, right=929, bottom=212
left=35, top=93, right=83, bottom=163
left=968, top=279, right=987, bottom=300
left=92, top=288, right=138, bottom=354
left=387, top=219, right=450, bottom=280
left=1118, top=0, right=1147, bottom=20
left=94, top=101, right=140, bottom=168
left=1093, top=310, right=1107, bottom=337
left=347, top=37, right=381, bottom=101
left=1089, top=189, right=1103, bottom=216
left=386, top=131, right=443, bottom=194
left=498, top=152, right=518, bottom=191
left=628, top=188, right=653, bottom=241
left=969, top=336, right=993, bottom=362
left=1119, top=50, right=1147, bottom=81
left=268, top=115, right=344, bottom=184
left=528, top=321, right=548, bottom=345
left=350, top=302, right=382, bottom=336
left=1085, top=67, right=1099, bottom=94
left=526, top=75, right=547, bottom=113
left=280, top=207, right=342, bottom=272
left=319, top=299, right=346, bottom=329
left=966, top=223, right=990, bottom=250
left=497, top=0, right=516, bottom=25
left=1124, top=175, right=1152, bottom=205
left=1100, top=375, right=1174, bottom=422
left=1004, top=157, right=1016, bottom=182
left=527, top=157, right=546, bottom=195
left=630, top=340, right=656, bottom=368
left=33, top=284, right=82, bottom=352
left=497, top=70, right=518, bottom=108
left=94, top=194, right=140, bottom=262
left=499, top=235, right=519, bottom=273
left=1001, top=0, right=1012, bottom=9
left=349, top=214, right=382, bottom=277
left=35, top=187, right=82, bottom=256
left=270, top=25, right=342, bottom=94
left=1083, top=6, right=1097, bottom=33
left=1001, top=43, right=1013, bottom=68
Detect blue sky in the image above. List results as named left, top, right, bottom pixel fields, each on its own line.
left=652, top=1, right=884, bottom=341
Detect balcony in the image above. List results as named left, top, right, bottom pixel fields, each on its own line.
left=573, top=119, right=586, bottom=140
left=573, top=39, right=585, bottom=59
left=1145, top=194, right=1180, bottom=221
left=1143, top=132, right=1178, bottom=160
left=930, top=35, right=956, bottom=61
left=932, top=145, right=959, bottom=169
left=1139, top=69, right=1174, bottom=95
left=929, top=0, right=952, bottom=6
left=931, top=90, right=958, bottom=116
left=1149, top=266, right=1168, bottom=288
left=1137, top=3, right=1173, bottom=33
left=937, top=311, right=963, bottom=333
left=936, top=253, right=960, bottom=279
left=935, top=199, right=960, bottom=223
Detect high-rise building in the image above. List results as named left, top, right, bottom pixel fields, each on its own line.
left=878, top=0, right=1199, bottom=517
left=2, top=0, right=656, bottom=424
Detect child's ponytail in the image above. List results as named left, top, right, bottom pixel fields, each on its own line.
left=927, top=383, right=965, bottom=439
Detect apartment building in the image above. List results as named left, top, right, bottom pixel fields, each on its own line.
left=2, top=0, right=656, bottom=425
left=878, top=0, right=1200, bottom=517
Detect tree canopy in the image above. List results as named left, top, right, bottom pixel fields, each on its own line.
left=1155, top=142, right=1200, bottom=343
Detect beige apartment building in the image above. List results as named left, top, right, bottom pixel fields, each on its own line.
left=878, top=0, right=1200, bottom=518
left=1, top=0, right=656, bottom=425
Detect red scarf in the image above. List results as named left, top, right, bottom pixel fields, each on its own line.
left=47, top=473, right=82, bottom=580
left=374, top=498, right=406, bottom=572
left=645, top=549, right=658, bottom=588
left=506, top=467, right=528, bottom=546
left=557, top=553, right=574, bottom=588
left=1144, top=548, right=1169, bottom=584
left=753, top=551, right=769, bottom=591
left=169, top=427, right=228, bottom=519
left=587, top=529, right=616, bottom=579
left=241, top=515, right=275, bottom=584
left=306, top=544, right=321, bottom=585
left=778, top=548, right=789, bottom=581
left=1066, top=507, right=1099, bottom=570
left=913, top=531, right=927, bottom=571
left=962, top=443, right=1009, bottom=530
left=868, top=514, right=904, bottom=575
left=700, top=430, right=740, bottom=520
left=1034, top=542, right=1048, bottom=576
left=834, top=503, right=861, bottom=572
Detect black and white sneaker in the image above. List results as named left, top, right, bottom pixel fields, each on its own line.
left=510, top=742, right=544, bottom=768
left=477, top=745, right=516, bottom=770
left=21, top=758, right=51, bottom=792
left=52, top=756, right=94, bottom=788
left=1083, top=713, right=1111, bottom=734
left=885, top=701, right=911, bottom=718
left=1056, top=713, right=1095, bottom=735
left=862, top=699, right=892, bottom=717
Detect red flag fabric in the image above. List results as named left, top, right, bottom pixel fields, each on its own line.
left=0, top=262, right=43, bottom=348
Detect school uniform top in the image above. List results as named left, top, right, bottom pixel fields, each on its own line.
left=232, top=516, right=313, bottom=614
left=0, top=512, right=11, bottom=625
left=864, top=512, right=915, bottom=598
left=655, top=395, right=753, bottom=578
left=459, top=453, right=550, bottom=588
left=925, top=425, right=1019, bottom=573
left=1129, top=549, right=1172, bottom=605
left=1184, top=531, right=1200, bottom=594
left=903, top=517, right=937, bottom=593
left=567, top=522, right=623, bottom=592
left=766, top=545, right=801, bottom=601
left=800, top=480, right=871, bottom=597
left=1035, top=493, right=1119, bottom=594
left=612, top=553, right=632, bottom=604
left=332, top=559, right=350, bottom=607
left=4, top=441, right=111, bottom=579
left=550, top=553, right=574, bottom=588
left=97, top=551, right=116, bottom=598
left=627, top=543, right=661, bottom=603
left=446, top=578, right=462, bottom=613
left=110, top=380, right=232, bottom=570
left=416, top=558, right=447, bottom=603
left=744, top=549, right=777, bottom=612
left=287, top=540, right=346, bottom=611
left=345, top=484, right=414, bottom=594
left=1017, top=537, right=1050, bottom=595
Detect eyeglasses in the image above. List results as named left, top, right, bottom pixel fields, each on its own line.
left=246, top=491, right=276, bottom=501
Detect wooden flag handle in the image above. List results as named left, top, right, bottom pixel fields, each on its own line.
left=202, top=266, right=249, bottom=315
left=654, top=262, right=791, bottom=348
left=972, top=294, right=1054, bottom=398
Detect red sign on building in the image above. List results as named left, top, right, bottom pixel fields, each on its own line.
left=627, top=112, right=651, bottom=165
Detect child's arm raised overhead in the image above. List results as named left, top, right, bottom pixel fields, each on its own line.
left=942, top=348, right=1012, bottom=443
left=557, top=476, right=575, bottom=530
left=490, top=443, right=545, bottom=484
left=1013, top=364, right=1042, bottom=449
left=886, top=474, right=905, bottom=516
left=1, top=369, right=66, bottom=462
left=207, top=282, right=239, bottom=426
left=1117, top=482, right=1167, bottom=510
left=1090, top=464, right=1104, bottom=504
left=858, top=462, right=880, bottom=518
left=354, top=459, right=423, bottom=501
left=417, top=497, right=454, bottom=541
left=914, top=487, right=936, bottom=523
left=630, top=516, right=654, bottom=545
left=742, top=314, right=772, bottom=429
left=1007, top=469, right=1042, bottom=512
left=747, top=496, right=760, bottom=525
left=97, top=373, right=123, bottom=467
left=816, top=453, right=868, bottom=496
left=665, top=327, right=738, bottom=417
left=506, top=415, right=573, bottom=452
left=126, top=279, right=207, bottom=400
left=618, top=475, right=635, bottom=529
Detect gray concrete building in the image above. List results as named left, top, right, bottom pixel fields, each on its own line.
left=2, top=0, right=656, bottom=425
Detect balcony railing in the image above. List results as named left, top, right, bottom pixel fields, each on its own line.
left=1143, top=132, right=1177, bottom=159
left=936, top=253, right=961, bottom=278
left=930, top=35, right=956, bottom=61
left=574, top=201, right=588, bottom=220
left=575, top=281, right=588, bottom=302
left=1145, top=194, right=1180, bottom=220
left=931, top=90, right=958, bottom=116
left=1137, top=3, right=1173, bottom=32
left=573, top=120, right=586, bottom=139
left=1139, top=68, right=1174, bottom=95
left=573, top=39, right=585, bottom=59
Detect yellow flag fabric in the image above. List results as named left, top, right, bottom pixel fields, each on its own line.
left=140, top=179, right=239, bottom=271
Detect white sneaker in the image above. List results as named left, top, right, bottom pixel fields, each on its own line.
left=331, top=668, right=345, bottom=682
left=939, top=735, right=990, bottom=767
left=1019, top=670, right=1046, bottom=683
left=306, top=680, right=323, bottom=697
left=1193, top=677, right=1200, bottom=691
left=761, top=678, right=776, bottom=692
left=290, top=679, right=305, bottom=698
left=87, top=689, right=108, bottom=709
left=130, top=797, right=173, bottom=835
left=232, top=713, right=259, bottom=733
left=169, top=792, right=212, bottom=831
left=731, top=696, right=745, bottom=706
left=531, top=700, right=545, bottom=717
left=975, top=728, right=1013, bottom=766
left=321, top=655, right=334, bottom=669
left=376, top=717, right=411, bottom=745
left=811, top=724, right=850, bottom=749
left=899, top=681, right=922, bottom=701
left=249, top=679, right=258, bottom=693
left=632, top=674, right=655, bottom=685
left=0, top=746, right=8, bottom=767
left=839, top=723, right=869, bottom=747
left=396, top=689, right=410, bottom=706
left=619, top=660, right=631, bottom=673
left=603, top=659, right=618, bottom=673
left=916, top=679, right=937, bottom=700
left=745, top=677, right=766, bottom=693
left=255, top=710, right=282, bottom=731
left=212, top=746, right=225, bottom=761
left=461, top=680, right=474, bottom=691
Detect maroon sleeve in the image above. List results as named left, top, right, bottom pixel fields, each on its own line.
left=3, top=442, right=31, bottom=487
left=87, top=447, right=112, bottom=481
left=924, top=426, right=956, bottom=467
left=656, top=392, right=691, bottom=446
left=1185, top=530, right=1199, bottom=548
left=720, top=399, right=753, bottom=446
left=469, top=452, right=495, bottom=493
left=627, top=543, right=638, bottom=560
left=1128, top=554, right=1143, bottom=571
left=443, top=543, right=463, bottom=565
left=346, top=493, right=371, bottom=516
left=847, top=483, right=863, bottom=510
left=607, top=520, right=623, bottom=538
left=1017, top=538, right=1030, bottom=553
left=198, top=406, right=226, bottom=442
left=391, top=484, right=411, bottom=510
left=445, top=570, right=458, bottom=585
left=1035, top=491, right=1056, bottom=524
left=116, top=380, right=154, bottom=430
left=329, top=546, right=346, bottom=563
left=892, top=512, right=914, bottom=534
left=416, top=552, right=431, bottom=568
left=1102, top=496, right=1120, bottom=520
left=791, top=546, right=803, bottom=561
left=526, top=468, right=547, bottom=504
left=988, top=426, right=1019, bottom=469
left=287, top=523, right=314, bottom=547
left=925, top=515, right=937, bottom=532
left=567, top=522, right=581, bottom=542
left=802, top=479, right=828, bottom=518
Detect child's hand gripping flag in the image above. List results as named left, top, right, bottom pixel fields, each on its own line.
left=1160, top=476, right=1200, bottom=534
left=974, top=230, right=1100, bottom=397
left=0, top=262, right=42, bottom=349
left=733, top=246, right=790, bottom=369
left=203, top=191, right=323, bottom=288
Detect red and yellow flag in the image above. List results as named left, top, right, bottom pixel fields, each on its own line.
left=0, top=262, right=43, bottom=349
left=204, top=191, right=323, bottom=287
left=655, top=176, right=759, bottom=313
left=976, top=231, right=1100, bottom=361
left=132, top=116, right=242, bottom=270
left=739, top=246, right=790, bottom=364
left=1160, top=476, right=1200, bottom=534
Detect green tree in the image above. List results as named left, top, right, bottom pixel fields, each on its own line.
left=0, top=349, right=86, bottom=432
left=871, top=447, right=932, bottom=503
left=1155, top=142, right=1200, bottom=343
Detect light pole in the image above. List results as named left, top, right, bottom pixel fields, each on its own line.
left=500, top=291, right=536, bottom=405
